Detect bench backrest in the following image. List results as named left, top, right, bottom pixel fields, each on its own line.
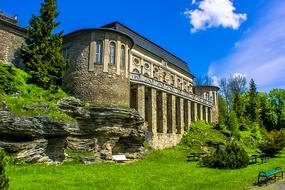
left=112, top=155, right=128, bottom=161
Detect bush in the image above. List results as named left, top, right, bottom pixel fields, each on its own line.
left=258, top=129, right=285, bottom=156
left=200, top=142, right=249, bottom=169
left=0, top=151, right=9, bottom=190
left=0, top=64, right=24, bottom=94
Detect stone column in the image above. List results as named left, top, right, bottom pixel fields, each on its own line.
left=174, top=75, right=177, bottom=88
left=147, top=88, right=157, bottom=133
left=200, top=104, right=203, bottom=120
left=125, top=45, right=129, bottom=78
left=116, top=38, right=121, bottom=75
left=193, top=102, right=197, bottom=122
left=161, top=92, right=168, bottom=133
left=205, top=107, right=209, bottom=122
left=103, top=36, right=109, bottom=73
left=176, top=97, right=184, bottom=134
left=209, top=108, right=212, bottom=123
left=185, top=100, right=191, bottom=130
left=150, top=62, right=154, bottom=78
left=88, top=33, right=96, bottom=71
left=171, top=95, right=176, bottom=134
left=129, top=53, right=133, bottom=74
left=136, top=85, right=145, bottom=119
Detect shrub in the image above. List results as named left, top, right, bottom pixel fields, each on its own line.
left=0, top=151, right=9, bottom=190
left=200, top=142, right=249, bottom=169
left=0, top=64, right=24, bottom=94
left=258, top=129, right=285, bottom=156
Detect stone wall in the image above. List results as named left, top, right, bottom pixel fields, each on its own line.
left=146, top=132, right=182, bottom=149
left=63, top=30, right=133, bottom=107
left=0, top=18, right=25, bottom=64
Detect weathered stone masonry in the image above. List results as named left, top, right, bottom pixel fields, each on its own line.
left=0, top=13, right=25, bottom=64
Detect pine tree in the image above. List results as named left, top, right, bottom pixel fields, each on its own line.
left=232, top=92, right=245, bottom=120
left=0, top=151, right=9, bottom=190
left=246, top=79, right=259, bottom=122
left=21, top=0, right=65, bottom=90
left=228, top=111, right=239, bottom=132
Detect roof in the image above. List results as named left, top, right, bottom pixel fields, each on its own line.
left=195, top=85, right=220, bottom=91
left=101, top=22, right=193, bottom=76
left=0, top=15, right=26, bottom=37
left=63, top=28, right=135, bottom=48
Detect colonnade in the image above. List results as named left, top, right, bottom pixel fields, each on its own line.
left=131, top=84, right=213, bottom=135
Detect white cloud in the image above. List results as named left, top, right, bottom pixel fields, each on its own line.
left=184, top=0, right=247, bottom=33
left=208, top=1, right=285, bottom=92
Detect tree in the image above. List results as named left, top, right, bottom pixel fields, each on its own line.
left=219, top=75, right=247, bottom=113
left=228, top=75, right=247, bottom=95
left=268, top=89, right=285, bottom=129
left=21, top=0, right=65, bottom=90
left=258, top=93, right=278, bottom=131
left=228, top=111, right=239, bottom=133
left=232, top=92, right=245, bottom=121
left=195, top=75, right=213, bottom=86
left=218, top=95, right=227, bottom=129
left=246, top=79, right=259, bottom=122
left=219, top=78, right=231, bottom=113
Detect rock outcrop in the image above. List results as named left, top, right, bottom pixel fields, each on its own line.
left=0, top=97, right=146, bottom=163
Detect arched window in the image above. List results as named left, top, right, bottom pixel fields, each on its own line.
left=132, top=68, right=140, bottom=74
left=109, top=42, right=116, bottom=65
left=96, top=40, right=103, bottom=64
left=120, top=45, right=125, bottom=68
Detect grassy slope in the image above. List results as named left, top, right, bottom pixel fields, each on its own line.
left=0, top=64, right=74, bottom=122
left=7, top=148, right=285, bottom=190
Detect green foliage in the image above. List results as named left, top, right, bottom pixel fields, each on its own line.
left=258, top=93, right=278, bottom=130
left=246, top=79, right=259, bottom=122
left=217, top=95, right=227, bottom=129
left=0, top=64, right=25, bottom=94
left=227, top=111, right=239, bottom=133
left=21, top=0, right=66, bottom=90
left=268, top=89, right=285, bottom=129
left=0, top=65, right=74, bottom=122
left=258, top=129, right=285, bottom=156
left=200, top=142, right=249, bottom=169
left=181, top=121, right=226, bottom=152
left=0, top=151, right=9, bottom=190
left=64, top=149, right=95, bottom=164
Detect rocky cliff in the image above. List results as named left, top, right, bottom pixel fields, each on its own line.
left=0, top=97, right=146, bottom=163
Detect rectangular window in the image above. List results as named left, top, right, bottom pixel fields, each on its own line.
left=96, top=41, right=103, bottom=64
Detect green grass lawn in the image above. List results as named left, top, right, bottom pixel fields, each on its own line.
left=7, top=148, right=285, bottom=190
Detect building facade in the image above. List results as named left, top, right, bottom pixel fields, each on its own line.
left=0, top=13, right=25, bottom=64
left=63, top=22, right=219, bottom=149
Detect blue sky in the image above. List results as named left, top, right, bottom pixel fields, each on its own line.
left=1, top=0, right=284, bottom=92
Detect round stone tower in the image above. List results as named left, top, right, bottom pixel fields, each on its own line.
left=62, top=29, right=134, bottom=107
left=194, top=85, right=220, bottom=123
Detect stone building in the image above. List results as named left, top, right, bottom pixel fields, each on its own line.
left=63, top=22, right=219, bottom=149
left=0, top=12, right=26, bottom=64
left=0, top=11, right=219, bottom=149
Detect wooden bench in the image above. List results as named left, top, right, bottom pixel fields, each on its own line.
left=249, top=155, right=258, bottom=164
left=258, top=167, right=283, bottom=186
left=112, top=155, right=129, bottom=163
left=260, top=157, right=270, bottom=164
left=187, top=152, right=206, bottom=161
